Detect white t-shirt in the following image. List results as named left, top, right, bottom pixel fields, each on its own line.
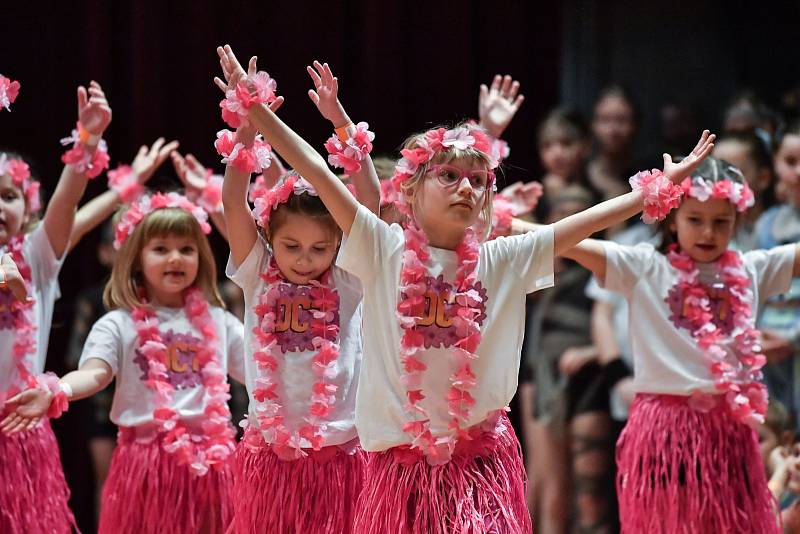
left=226, top=238, right=363, bottom=447
left=602, top=242, right=796, bottom=395
left=79, top=306, right=245, bottom=428
left=338, top=205, right=555, bottom=451
left=0, top=225, right=65, bottom=402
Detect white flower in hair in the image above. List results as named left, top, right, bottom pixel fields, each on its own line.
left=441, top=128, right=476, bottom=150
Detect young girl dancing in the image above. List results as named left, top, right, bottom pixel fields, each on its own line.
left=215, top=44, right=715, bottom=533
left=7, top=192, right=246, bottom=534
left=215, top=53, right=379, bottom=533
left=559, top=156, right=796, bottom=532
left=0, top=79, right=112, bottom=533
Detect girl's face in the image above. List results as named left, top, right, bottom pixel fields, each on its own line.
left=712, top=140, right=770, bottom=195
left=775, top=134, right=800, bottom=206
left=788, top=443, right=800, bottom=494
left=539, top=133, right=589, bottom=179
left=271, top=212, right=339, bottom=284
left=592, top=95, right=636, bottom=155
left=413, top=158, right=489, bottom=240
left=0, top=173, right=28, bottom=246
left=670, top=197, right=736, bottom=263
left=140, top=233, right=199, bottom=306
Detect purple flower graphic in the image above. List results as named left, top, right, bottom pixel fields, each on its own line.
left=134, top=329, right=204, bottom=389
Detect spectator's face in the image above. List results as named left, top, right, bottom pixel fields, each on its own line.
left=593, top=95, right=636, bottom=156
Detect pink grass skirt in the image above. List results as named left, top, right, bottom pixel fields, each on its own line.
left=98, top=426, right=233, bottom=534
left=0, top=419, right=77, bottom=533
left=229, top=428, right=366, bottom=534
left=617, top=394, right=780, bottom=533
left=353, top=413, right=531, bottom=534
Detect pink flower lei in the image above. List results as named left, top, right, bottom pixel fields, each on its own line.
left=3, top=235, right=38, bottom=395
left=399, top=222, right=483, bottom=465
left=324, top=121, right=375, bottom=176
left=680, top=176, right=755, bottom=213
left=133, top=288, right=236, bottom=476
left=114, top=192, right=211, bottom=250
left=0, top=75, right=21, bottom=111
left=666, top=245, right=768, bottom=427
left=0, top=154, right=41, bottom=212
left=60, top=122, right=110, bottom=179
left=390, top=125, right=495, bottom=465
left=247, top=260, right=341, bottom=460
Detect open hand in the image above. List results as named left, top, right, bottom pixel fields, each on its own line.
left=479, top=75, right=524, bottom=138
left=1, top=388, right=51, bottom=434
left=77, top=81, right=112, bottom=137
left=132, top=137, right=179, bottom=184
left=213, top=45, right=285, bottom=112
left=499, top=180, right=543, bottom=217
left=663, top=130, right=715, bottom=183
left=172, top=151, right=210, bottom=195
left=306, top=60, right=349, bottom=126
left=0, top=253, right=30, bottom=302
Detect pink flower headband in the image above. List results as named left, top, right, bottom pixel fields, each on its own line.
left=391, top=126, right=498, bottom=201
left=250, top=173, right=318, bottom=229
left=0, top=153, right=41, bottom=212
left=0, top=75, right=20, bottom=112
left=680, top=176, right=755, bottom=213
left=113, top=192, right=211, bottom=249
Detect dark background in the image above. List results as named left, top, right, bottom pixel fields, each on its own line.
left=2, top=1, right=798, bottom=530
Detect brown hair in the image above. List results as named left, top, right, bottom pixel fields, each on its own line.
left=103, top=207, right=224, bottom=310
left=656, top=156, right=746, bottom=253
left=396, top=122, right=496, bottom=241
left=265, top=173, right=341, bottom=244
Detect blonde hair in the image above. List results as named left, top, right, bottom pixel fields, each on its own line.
left=397, top=122, right=496, bottom=240
left=103, top=207, right=224, bottom=310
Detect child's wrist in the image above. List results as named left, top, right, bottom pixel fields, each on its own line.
left=34, top=372, right=70, bottom=418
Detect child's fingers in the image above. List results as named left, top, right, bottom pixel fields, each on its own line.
left=479, top=84, right=488, bottom=102
left=308, top=89, right=320, bottom=105
left=500, top=75, right=512, bottom=96
left=248, top=56, right=258, bottom=77
left=269, top=96, right=284, bottom=112
left=9, top=280, right=28, bottom=302
left=508, top=80, right=520, bottom=100
left=159, top=140, right=179, bottom=158
left=662, top=153, right=673, bottom=168
left=24, top=417, right=40, bottom=432
left=150, top=137, right=166, bottom=156
left=213, top=77, right=228, bottom=93
left=331, top=77, right=338, bottom=96
left=186, top=154, right=204, bottom=172
left=512, top=94, right=525, bottom=109
left=322, top=62, right=334, bottom=84
left=0, top=412, right=21, bottom=433
left=307, top=65, right=322, bottom=87
left=77, top=86, right=88, bottom=111
left=490, top=74, right=502, bottom=93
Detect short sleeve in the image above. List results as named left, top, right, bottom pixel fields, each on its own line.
left=602, top=242, right=656, bottom=299
left=744, top=244, right=796, bottom=301
left=25, top=223, right=65, bottom=285
left=223, top=311, right=246, bottom=384
left=585, top=276, right=613, bottom=302
left=484, top=225, right=555, bottom=294
left=226, top=237, right=269, bottom=293
left=337, top=204, right=403, bottom=282
left=79, top=312, right=124, bottom=375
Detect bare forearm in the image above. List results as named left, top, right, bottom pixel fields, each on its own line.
left=349, top=156, right=381, bottom=215
left=70, top=189, right=120, bottom=252
left=61, top=362, right=113, bottom=401
left=553, top=190, right=643, bottom=257
left=222, top=164, right=258, bottom=266
left=44, top=164, right=92, bottom=258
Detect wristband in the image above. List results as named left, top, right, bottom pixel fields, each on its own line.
left=35, top=372, right=70, bottom=419
left=107, top=165, right=145, bottom=204
left=60, top=122, right=110, bottom=179
left=324, top=121, right=375, bottom=176
left=629, top=169, right=684, bottom=224
left=334, top=121, right=355, bottom=142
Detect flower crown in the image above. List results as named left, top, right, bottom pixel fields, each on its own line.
left=114, top=192, right=211, bottom=249
left=0, top=153, right=41, bottom=212
left=250, top=173, right=318, bottom=229
left=680, top=176, right=755, bottom=213
left=391, top=126, right=498, bottom=211
left=0, top=75, right=20, bottom=112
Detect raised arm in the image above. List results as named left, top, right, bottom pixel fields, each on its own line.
left=171, top=151, right=228, bottom=240
left=44, top=81, right=113, bottom=258
left=478, top=74, right=525, bottom=140
left=307, top=60, right=381, bottom=214
left=70, top=138, right=178, bottom=250
left=214, top=45, right=358, bottom=235
left=1, top=358, right=112, bottom=434
left=552, top=131, right=715, bottom=258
